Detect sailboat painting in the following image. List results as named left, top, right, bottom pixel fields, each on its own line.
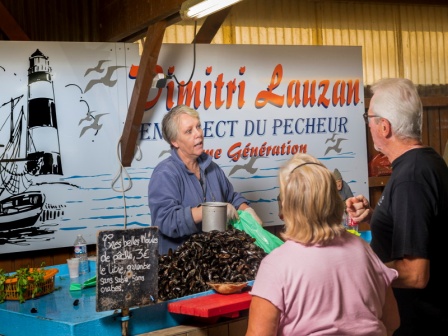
left=0, top=191, right=45, bottom=230
left=0, top=94, right=44, bottom=230
left=0, top=41, right=146, bottom=253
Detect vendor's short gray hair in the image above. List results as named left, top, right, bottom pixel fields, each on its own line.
left=162, top=105, right=200, bottom=148
left=333, top=168, right=342, bottom=181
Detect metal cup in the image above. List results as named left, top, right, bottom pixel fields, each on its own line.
left=202, top=202, right=227, bottom=232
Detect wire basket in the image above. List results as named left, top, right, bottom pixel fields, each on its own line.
left=3, top=268, right=59, bottom=301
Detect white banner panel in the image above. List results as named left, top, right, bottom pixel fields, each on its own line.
left=0, top=42, right=367, bottom=253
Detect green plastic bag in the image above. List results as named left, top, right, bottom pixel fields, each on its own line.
left=232, top=210, right=284, bottom=253
left=69, top=275, right=96, bottom=291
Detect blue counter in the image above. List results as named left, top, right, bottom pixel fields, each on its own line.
left=0, top=261, right=210, bottom=336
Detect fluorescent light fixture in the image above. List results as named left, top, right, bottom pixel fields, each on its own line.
left=180, top=0, right=243, bottom=20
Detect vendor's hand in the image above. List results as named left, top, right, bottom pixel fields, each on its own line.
left=345, top=195, right=372, bottom=223
left=244, top=207, right=263, bottom=225
left=226, top=203, right=239, bottom=224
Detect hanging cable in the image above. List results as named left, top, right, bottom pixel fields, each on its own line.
left=172, top=21, right=198, bottom=87
left=111, top=137, right=142, bottom=228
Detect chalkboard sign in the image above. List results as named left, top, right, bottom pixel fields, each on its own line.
left=96, top=227, right=159, bottom=312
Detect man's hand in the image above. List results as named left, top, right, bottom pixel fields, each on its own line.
left=345, top=195, right=372, bottom=223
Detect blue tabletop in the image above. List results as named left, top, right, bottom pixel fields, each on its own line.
left=0, top=261, right=203, bottom=336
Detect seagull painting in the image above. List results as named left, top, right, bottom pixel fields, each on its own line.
left=78, top=99, right=94, bottom=125
left=158, top=149, right=171, bottom=158
left=229, top=156, right=264, bottom=176
left=324, top=137, right=347, bottom=155
left=325, top=133, right=339, bottom=143
left=84, top=65, right=125, bottom=93
left=84, top=60, right=110, bottom=77
left=80, top=113, right=109, bottom=137
left=78, top=110, right=95, bottom=125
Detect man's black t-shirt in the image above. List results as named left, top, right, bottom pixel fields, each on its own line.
left=370, top=147, right=448, bottom=334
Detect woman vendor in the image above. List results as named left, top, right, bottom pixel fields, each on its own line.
left=148, top=105, right=262, bottom=255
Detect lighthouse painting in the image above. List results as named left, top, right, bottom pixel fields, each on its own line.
left=0, top=41, right=143, bottom=253
left=26, top=49, right=63, bottom=175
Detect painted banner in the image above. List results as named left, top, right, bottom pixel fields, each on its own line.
left=0, top=42, right=367, bottom=253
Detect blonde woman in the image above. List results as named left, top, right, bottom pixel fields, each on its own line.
left=246, top=153, right=399, bottom=336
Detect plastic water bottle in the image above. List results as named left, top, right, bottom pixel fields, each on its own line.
left=74, top=234, right=89, bottom=275
left=342, top=212, right=359, bottom=232
left=342, top=211, right=349, bottom=228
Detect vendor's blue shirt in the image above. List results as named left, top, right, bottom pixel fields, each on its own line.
left=339, top=180, right=353, bottom=201
left=148, top=149, right=249, bottom=255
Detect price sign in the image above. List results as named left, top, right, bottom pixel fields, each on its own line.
left=96, top=227, right=159, bottom=312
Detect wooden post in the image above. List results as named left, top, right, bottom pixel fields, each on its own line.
left=121, top=308, right=130, bottom=336
left=120, top=21, right=166, bottom=167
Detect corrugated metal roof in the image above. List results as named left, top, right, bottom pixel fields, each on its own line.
left=157, top=0, right=448, bottom=85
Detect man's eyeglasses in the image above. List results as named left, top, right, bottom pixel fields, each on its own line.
left=363, top=112, right=381, bottom=124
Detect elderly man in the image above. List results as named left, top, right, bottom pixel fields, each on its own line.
left=346, top=78, right=448, bottom=335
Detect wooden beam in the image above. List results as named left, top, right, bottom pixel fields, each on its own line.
left=117, top=12, right=182, bottom=43
left=120, top=21, right=167, bottom=166
left=0, top=1, right=29, bottom=40
left=365, top=96, right=448, bottom=108
left=348, top=0, right=448, bottom=6
left=193, top=6, right=232, bottom=44
left=98, top=0, right=184, bottom=42
left=421, top=96, right=448, bottom=107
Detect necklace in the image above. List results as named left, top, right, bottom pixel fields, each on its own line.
left=199, top=172, right=206, bottom=202
left=195, top=171, right=216, bottom=204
